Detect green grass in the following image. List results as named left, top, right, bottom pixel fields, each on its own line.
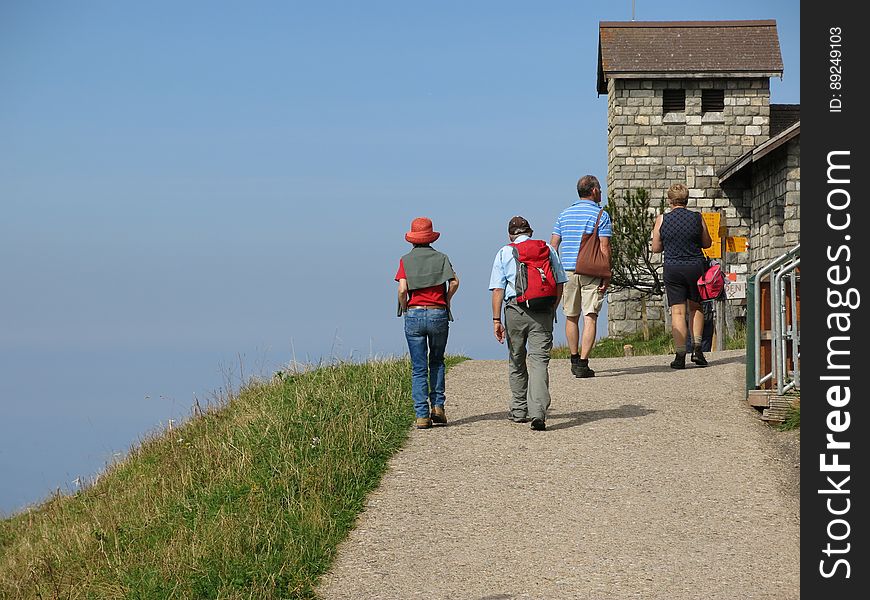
left=725, top=320, right=748, bottom=350
left=779, top=400, right=801, bottom=431
left=551, top=326, right=673, bottom=359
left=551, top=321, right=747, bottom=359
left=0, top=356, right=466, bottom=599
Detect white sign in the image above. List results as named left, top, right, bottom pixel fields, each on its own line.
left=724, top=280, right=746, bottom=299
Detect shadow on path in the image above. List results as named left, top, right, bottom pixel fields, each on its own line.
left=449, top=404, right=655, bottom=431
left=589, top=352, right=746, bottom=378
left=545, top=404, right=656, bottom=431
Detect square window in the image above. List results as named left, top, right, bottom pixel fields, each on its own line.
left=702, top=89, right=725, bottom=113
left=663, top=89, right=685, bottom=114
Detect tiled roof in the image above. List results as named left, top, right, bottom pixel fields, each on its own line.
left=598, top=20, right=784, bottom=93
left=770, top=104, right=800, bottom=137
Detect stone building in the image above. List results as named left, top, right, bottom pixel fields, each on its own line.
left=718, top=111, right=800, bottom=273
left=596, top=20, right=790, bottom=336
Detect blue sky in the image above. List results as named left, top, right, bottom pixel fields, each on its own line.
left=0, top=1, right=799, bottom=513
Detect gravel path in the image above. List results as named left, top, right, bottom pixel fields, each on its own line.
left=318, top=351, right=799, bottom=599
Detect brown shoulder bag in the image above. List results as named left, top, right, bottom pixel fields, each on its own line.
left=573, top=208, right=611, bottom=279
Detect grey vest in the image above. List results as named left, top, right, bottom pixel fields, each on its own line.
left=397, top=246, right=456, bottom=319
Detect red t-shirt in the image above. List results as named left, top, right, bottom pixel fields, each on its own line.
left=395, top=259, right=448, bottom=306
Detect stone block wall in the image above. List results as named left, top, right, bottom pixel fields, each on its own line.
left=607, top=288, right=667, bottom=338
left=605, top=76, right=771, bottom=336
left=748, top=137, right=800, bottom=272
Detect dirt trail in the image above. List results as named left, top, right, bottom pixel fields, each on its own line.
left=319, top=351, right=799, bottom=600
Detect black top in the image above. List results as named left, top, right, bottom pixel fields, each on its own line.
left=660, top=208, right=706, bottom=266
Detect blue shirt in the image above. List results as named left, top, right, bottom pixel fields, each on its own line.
left=552, top=199, right=613, bottom=272
left=488, top=235, right=568, bottom=301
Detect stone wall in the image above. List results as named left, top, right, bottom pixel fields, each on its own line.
left=747, top=137, right=801, bottom=272
left=605, top=76, right=771, bottom=336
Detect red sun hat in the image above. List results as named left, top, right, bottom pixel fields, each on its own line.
left=405, top=217, right=440, bottom=244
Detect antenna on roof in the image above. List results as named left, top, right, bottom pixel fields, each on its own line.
left=632, top=0, right=636, bottom=20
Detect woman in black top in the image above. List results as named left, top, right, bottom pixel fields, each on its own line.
left=651, top=183, right=713, bottom=369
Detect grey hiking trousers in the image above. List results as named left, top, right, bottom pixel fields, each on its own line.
left=504, top=303, right=554, bottom=421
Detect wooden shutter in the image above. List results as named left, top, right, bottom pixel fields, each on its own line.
left=662, top=89, right=685, bottom=114
left=702, top=89, right=725, bottom=113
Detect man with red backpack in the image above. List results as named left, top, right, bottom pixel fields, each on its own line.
left=489, top=216, right=567, bottom=431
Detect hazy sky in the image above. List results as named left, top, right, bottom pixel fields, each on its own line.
left=0, top=1, right=800, bottom=513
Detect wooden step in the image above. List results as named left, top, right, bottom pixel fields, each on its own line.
left=747, top=389, right=773, bottom=408
left=757, top=394, right=799, bottom=423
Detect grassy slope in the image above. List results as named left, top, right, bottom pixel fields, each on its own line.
left=0, top=357, right=465, bottom=599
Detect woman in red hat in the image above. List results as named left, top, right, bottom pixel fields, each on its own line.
left=395, top=217, right=460, bottom=429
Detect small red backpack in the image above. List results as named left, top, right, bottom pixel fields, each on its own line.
left=510, top=239, right=558, bottom=311
left=697, top=261, right=727, bottom=301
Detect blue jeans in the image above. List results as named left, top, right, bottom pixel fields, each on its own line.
left=404, top=307, right=449, bottom=418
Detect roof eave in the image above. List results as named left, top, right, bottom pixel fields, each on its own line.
left=597, top=40, right=607, bottom=94
left=603, top=70, right=783, bottom=79
left=752, top=121, right=801, bottom=162
left=718, top=121, right=801, bottom=185
left=599, top=19, right=778, bottom=28
left=598, top=70, right=783, bottom=94
left=717, top=151, right=754, bottom=185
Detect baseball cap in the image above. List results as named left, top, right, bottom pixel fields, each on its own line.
left=508, top=216, right=533, bottom=235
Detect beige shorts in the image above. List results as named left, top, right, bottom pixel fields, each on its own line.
left=562, top=271, right=605, bottom=317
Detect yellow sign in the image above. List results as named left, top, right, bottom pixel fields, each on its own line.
left=726, top=236, right=748, bottom=253
left=701, top=212, right=721, bottom=259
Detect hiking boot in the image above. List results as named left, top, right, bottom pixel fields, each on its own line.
left=415, top=417, right=433, bottom=429
left=575, top=364, right=595, bottom=378
left=570, top=354, right=582, bottom=377
left=670, top=352, right=686, bottom=369
left=430, top=405, right=447, bottom=425
left=691, top=346, right=708, bottom=367
left=530, top=417, right=546, bottom=431
left=573, top=357, right=595, bottom=378
left=509, top=414, right=530, bottom=423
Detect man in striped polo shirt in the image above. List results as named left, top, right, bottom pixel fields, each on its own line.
left=550, top=175, right=612, bottom=378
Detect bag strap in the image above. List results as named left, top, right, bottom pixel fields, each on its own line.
left=508, top=244, right=522, bottom=299
left=591, top=207, right=604, bottom=235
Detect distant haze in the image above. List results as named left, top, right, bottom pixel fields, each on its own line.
left=0, top=0, right=800, bottom=514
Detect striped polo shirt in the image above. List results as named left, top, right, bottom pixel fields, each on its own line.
left=551, top=198, right=612, bottom=272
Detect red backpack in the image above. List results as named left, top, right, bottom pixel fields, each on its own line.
left=697, top=261, right=727, bottom=301
left=510, top=239, right=558, bottom=311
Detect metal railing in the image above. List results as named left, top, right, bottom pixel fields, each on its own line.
left=751, top=244, right=800, bottom=394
